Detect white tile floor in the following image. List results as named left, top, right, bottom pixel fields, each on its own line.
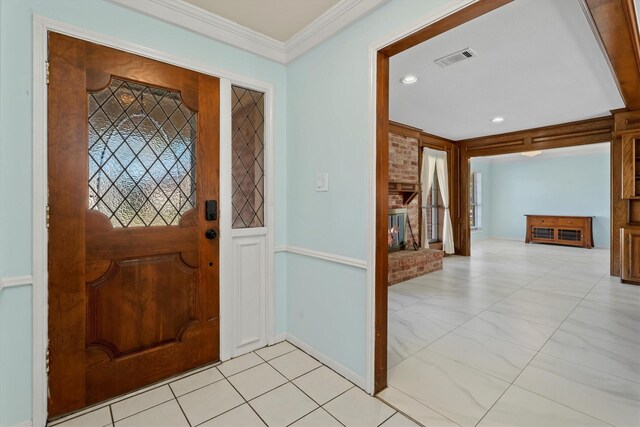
left=382, top=239, right=640, bottom=427
left=48, top=342, right=415, bottom=427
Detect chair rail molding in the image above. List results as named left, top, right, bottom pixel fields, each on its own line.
left=0, top=275, right=33, bottom=291
left=274, top=245, right=367, bottom=269
left=108, top=0, right=387, bottom=64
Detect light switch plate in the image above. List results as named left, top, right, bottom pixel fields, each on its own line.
left=315, top=173, right=329, bottom=192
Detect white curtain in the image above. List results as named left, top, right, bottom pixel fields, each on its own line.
left=422, top=148, right=455, bottom=254
left=420, top=148, right=436, bottom=248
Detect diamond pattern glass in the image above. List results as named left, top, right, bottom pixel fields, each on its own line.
left=88, top=78, right=197, bottom=228
left=231, top=86, right=265, bottom=228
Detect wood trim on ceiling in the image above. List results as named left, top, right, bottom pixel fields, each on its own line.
left=108, top=0, right=388, bottom=64
left=379, top=0, right=513, bottom=57
left=459, top=116, right=614, bottom=157
left=584, top=0, right=640, bottom=110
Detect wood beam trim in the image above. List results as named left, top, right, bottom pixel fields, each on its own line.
left=459, top=116, right=614, bottom=156
left=379, top=0, right=513, bottom=57
left=585, top=0, right=640, bottom=110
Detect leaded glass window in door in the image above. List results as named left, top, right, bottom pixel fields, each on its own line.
left=88, top=78, right=197, bottom=228
left=231, top=86, right=265, bottom=229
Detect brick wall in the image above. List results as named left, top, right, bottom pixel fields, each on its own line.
left=388, top=248, right=443, bottom=286
left=389, top=133, right=419, bottom=183
left=389, top=132, right=420, bottom=247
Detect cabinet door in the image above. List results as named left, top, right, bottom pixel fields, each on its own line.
left=621, top=134, right=640, bottom=199
left=622, top=229, right=640, bottom=283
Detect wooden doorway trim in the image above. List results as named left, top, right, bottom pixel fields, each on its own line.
left=373, top=0, right=513, bottom=394
left=374, top=0, right=640, bottom=393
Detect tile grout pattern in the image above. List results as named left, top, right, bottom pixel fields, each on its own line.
left=49, top=341, right=413, bottom=427
left=384, top=239, right=640, bottom=427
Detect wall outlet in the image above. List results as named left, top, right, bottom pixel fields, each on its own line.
left=315, top=173, right=329, bottom=192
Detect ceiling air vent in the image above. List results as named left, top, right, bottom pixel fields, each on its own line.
left=434, top=48, right=477, bottom=68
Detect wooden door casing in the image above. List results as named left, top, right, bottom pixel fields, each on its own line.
left=48, top=32, right=220, bottom=416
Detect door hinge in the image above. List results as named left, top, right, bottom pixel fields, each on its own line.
left=46, top=340, right=50, bottom=373
left=46, top=61, right=50, bottom=85
left=46, top=205, right=50, bottom=229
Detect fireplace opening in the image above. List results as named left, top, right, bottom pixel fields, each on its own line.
left=388, top=208, right=408, bottom=252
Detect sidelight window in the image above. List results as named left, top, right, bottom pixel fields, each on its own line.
left=231, top=85, right=265, bottom=229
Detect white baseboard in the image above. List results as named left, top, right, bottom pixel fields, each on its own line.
left=270, top=332, right=287, bottom=345
left=285, top=333, right=366, bottom=391
left=13, top=420, right=33, bottom=427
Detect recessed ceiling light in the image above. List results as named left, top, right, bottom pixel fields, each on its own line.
left=401, top=75, right=418, bottom=85
left=491, top=116, right=504, bottom=123
left=521, top=151, right=542, bottom=158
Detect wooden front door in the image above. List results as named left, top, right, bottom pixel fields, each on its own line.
left=47, top=33, right=220, bottom=417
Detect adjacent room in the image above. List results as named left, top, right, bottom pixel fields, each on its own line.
left=380, top=1, right=638, bottom=425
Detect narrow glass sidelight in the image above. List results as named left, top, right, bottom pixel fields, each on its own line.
left=231, top=85, right=265, bottom=229
left=88, top=78, right=197, bottom=227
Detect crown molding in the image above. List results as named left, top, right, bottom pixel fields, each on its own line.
left=109, top=0, right=388, bottom=64
left=285, top=0, right=388, bottom=62
left=110, top=0, right=287, bottom=62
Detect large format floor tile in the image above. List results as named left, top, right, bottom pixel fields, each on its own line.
left=514, top=353, right=640, bottom=426
left=386, top=240, right=640, bottom=427
left=540, top=328, right=640, bottom=383
left=388, top=349, right=510, bottom=426
left=427, top=327, right=537, bottom=382
left=377, top=386, right=461, bottom=427
left=560, top=299, right=640, bottom=347
left=478, top=386, right=609, bottom=427
left=460, top=310, right=556, bottom=350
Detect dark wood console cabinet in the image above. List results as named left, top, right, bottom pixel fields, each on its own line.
left=525, top=215, right=593, bottom=249
left=621, top=227, right=640, bottom=284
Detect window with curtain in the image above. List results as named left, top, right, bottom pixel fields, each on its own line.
left=470, top=172, right=481, bottom=229
left=425, top=171, right=442, bottom=243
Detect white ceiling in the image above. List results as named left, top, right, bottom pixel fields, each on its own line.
left=390, top=0, right=625, bottom=141
left=183, top=0, right=340, bottom=42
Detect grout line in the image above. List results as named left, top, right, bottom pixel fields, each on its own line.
left=388, top=242, right=614, bottom=427
left=168, top=381, right=192, bottom=427
left=109, top=405, right=115, bottom=427
left=376, top=410, right=398, bottom=426
left=375, top=386, right=461, bottom=427
left=473, top=260, right=607, bottom=426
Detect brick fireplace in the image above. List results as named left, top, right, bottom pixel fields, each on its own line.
left=388, top=129, right=443, bottom=285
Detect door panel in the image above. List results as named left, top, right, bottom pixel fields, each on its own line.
left=48, top=32, right=220, bottom=416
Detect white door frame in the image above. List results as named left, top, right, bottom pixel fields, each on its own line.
left=32, top=16, right=275, bottom=427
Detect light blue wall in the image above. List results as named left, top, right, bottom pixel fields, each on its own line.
left=0, top=287, right=32, bottom=427
left=0, top=1, right=287, bottom=425
left=480, top=152, right=610, bottom=248
left=470, top=158, right=492, bottom=241
left=286, top=0, right=449, bottom=380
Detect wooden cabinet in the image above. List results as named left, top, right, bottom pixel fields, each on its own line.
left=621, top=227, right=640, bottom=284
left=622, top=134, right=640, bottom=199
left=525, top=215, right=593, bottom=249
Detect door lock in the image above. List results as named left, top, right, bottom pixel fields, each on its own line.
left=205, top=229, right=218, bottom=240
